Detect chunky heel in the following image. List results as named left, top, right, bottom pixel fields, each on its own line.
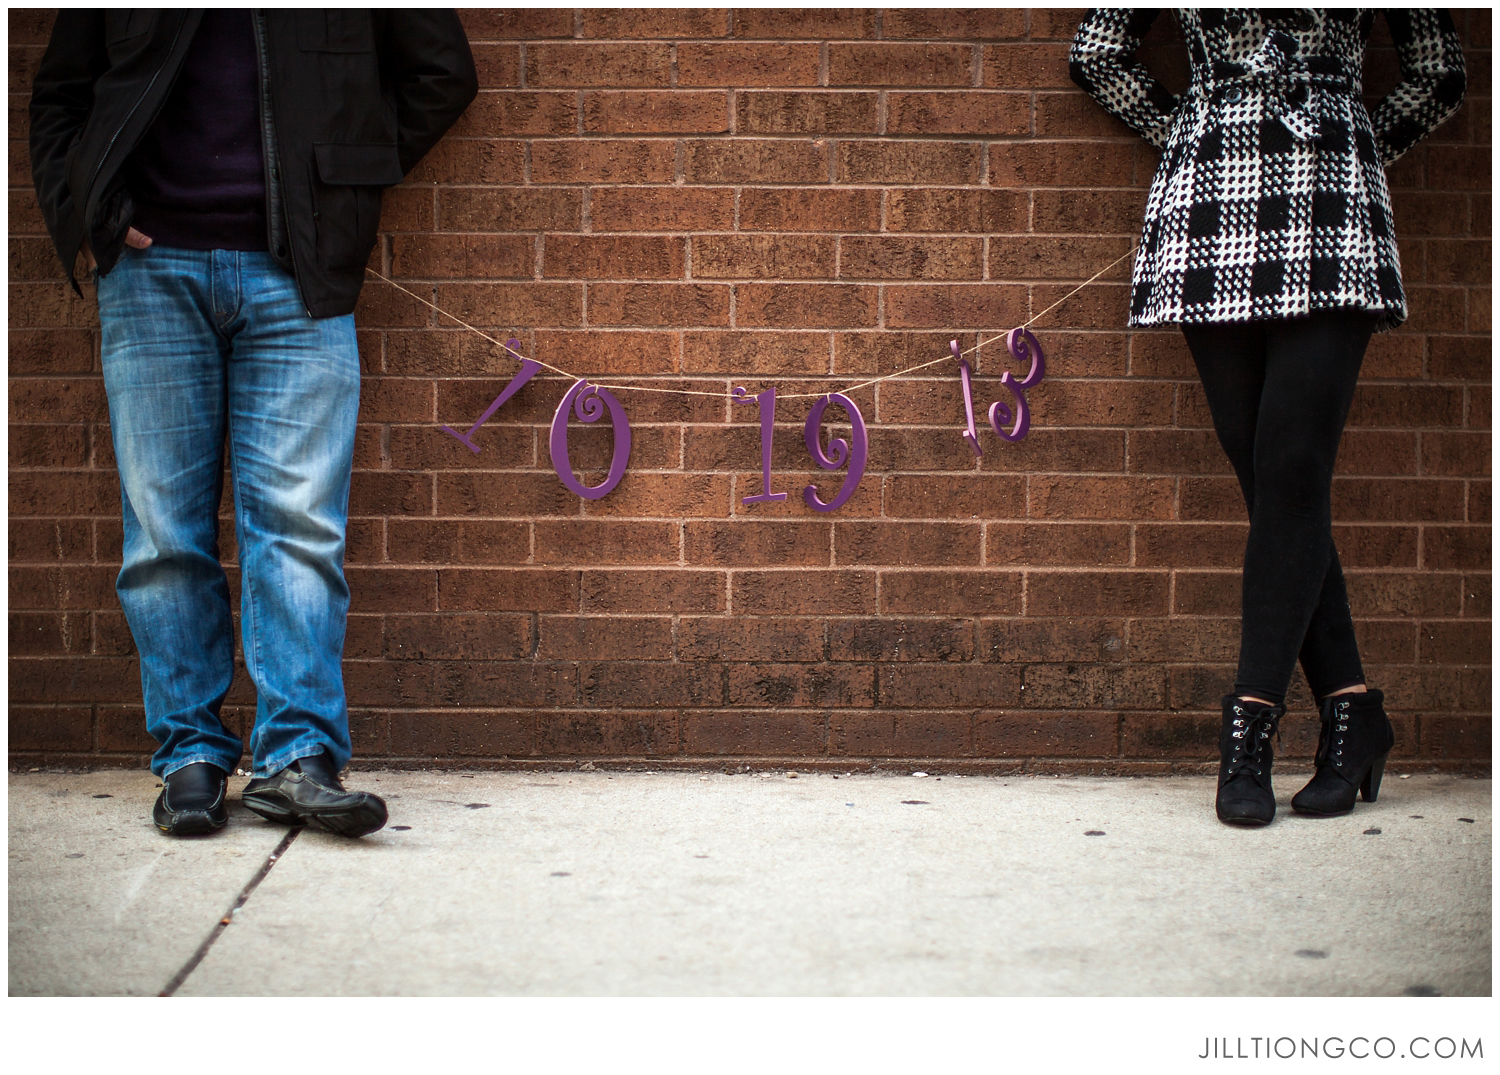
left=1361, top=752, right=1389, bottom=803
left=1292, top=690, right=1397, bottom=817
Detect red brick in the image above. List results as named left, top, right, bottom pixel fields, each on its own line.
left=832, top=711, right=974, bottom=758
left=681, top=710, right=827, bottom=755
left=732, top=10, right=873, bottom=39
left=880, top=663, right=1020, bottom=707
left=885, top=9, right=1026, bottom=39
left=449, top=92, right=577, bottom=137
left=384, top=613, right=529, bottom=660
left=583, top=91, right=730, bottom=134
left=391, top=234, right=532, bottom=279
left=887, top=92, right=1029, bottom=135
left=1418, top=621, right=1490, bottom=665
left=880, top=570, right=1022, bottom=615
left=982, top=43, right=1075, bottom=88
left=537, top=616, right=674, bottom=660
left=828, top=43, right=974, bottom=87
left=679, top=44, right=822, bottom=87
left=834, top=521, right=981, bottom=566
left=886, top=188, right=1027, bottom=233
left=828, top=618, right=974, bottom=662
left=537, top=710, right=681, bottom=757
left=587, top=283, right=729, bottom=326
left=684, top=521, right=830, bottom=566
left=9, top=705, right=93, bottom=751
left=527, top=43, right=672, bottom=87
left=886, top=475, right=1026, bottom=518
left=987, top=522, right=1130, bottom=566
left=9, top=519, right=92, bottom=563
left=592, top=187, right=734, bottom=231
left=458, top=9, right=573, bottom=39
left=535, top=520, right=679, bottom=564
left=739, top=188, right=881, bottom=232
left=530, top=140, right=677, bottom=184
left=1347, top=572, right=1464, bottom=618
left=387, top=520, right=528, bottom=565
left=684, top=138, right=828, bottom=184
left=407, top=138, right=525, bottom=185
left=678, top=616, right=824, bottom=661
left=734, top=570, right=876, bottom=615
left=581, top=569, right=725, bottom=613
left=544, top=235, right=684, bottom=279
left=735, top=283, right=878, bottom=328
left=728, top=663, right=875, bottom=707
left=884, top=283, right=1029, bottom=328
left=736, top=91, right=877, bottom=134
left=582, top=661, right=722, bottom=707
left=1026, top=571, right=1170, bottom=616
left=580, top=9, right=729, bottom=38
left=8, top=422, right=88, bottom=467
left=990, top=140, right=1136, bottom=189
left=836, top=140, right=983, bottom=184
left=692, top=235, right=836, bottom=280
left=984, top=617, right=1126, bottom=662
left=438, top=568, right=580, bottom=612
left=975, top=710, right=1117, bottom=757
left=389, top=710, right=532, bottom=757
left=1423, top=526, right=1491, bottom=570
left=1021, top=663, right=1165, bottom=709
left=839, top=236, right=983, bottom=280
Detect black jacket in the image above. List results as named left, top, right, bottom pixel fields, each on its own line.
left=30, top=9, right=477, bottom=318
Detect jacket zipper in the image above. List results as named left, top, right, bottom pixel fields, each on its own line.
left=83, top=15, right=189, bottom=228
left=252, top=10, right=311, bottom=316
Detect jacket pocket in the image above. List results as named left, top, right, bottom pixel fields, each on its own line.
left=296, top=10, right=375, bottom=52
left=309, top=143, right=402, bottom=272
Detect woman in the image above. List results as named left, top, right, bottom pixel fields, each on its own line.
left=1069, top=10, right=1465, bottom=825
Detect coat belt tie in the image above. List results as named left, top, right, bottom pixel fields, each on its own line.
left=1210, top=31, right=1355, bottom=145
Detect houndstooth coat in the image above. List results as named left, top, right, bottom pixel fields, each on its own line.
left=1070, top=10, right=1466, bottom=331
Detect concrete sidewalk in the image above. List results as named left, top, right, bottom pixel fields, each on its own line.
left=8, top=769, right=1491, bottom=996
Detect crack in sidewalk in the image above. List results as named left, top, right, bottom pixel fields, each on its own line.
left=158, top=828, right=301, bottom=996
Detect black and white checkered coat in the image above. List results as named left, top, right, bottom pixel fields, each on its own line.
left=1070, top=10, right=1466, bottom=330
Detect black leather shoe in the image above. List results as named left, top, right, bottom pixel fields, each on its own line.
left=241, top=752, right=387, bottom=838
left=1292, top=689, right=1395, bottom=816
left=153, top=762, right=229, bottom=836
left=1215, top=695, right=1284, bottom=826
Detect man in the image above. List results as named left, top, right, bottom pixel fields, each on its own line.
left=29, top=10, right=477, bottom=837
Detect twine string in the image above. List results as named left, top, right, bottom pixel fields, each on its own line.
left=366, top=241, right=1136, bottom=402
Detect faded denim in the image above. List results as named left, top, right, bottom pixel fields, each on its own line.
left=98, top=246, right=360, bottom=778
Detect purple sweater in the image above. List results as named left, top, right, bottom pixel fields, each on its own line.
left=125, top=9, right=268, bottom=251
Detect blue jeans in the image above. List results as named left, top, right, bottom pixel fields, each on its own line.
left=97, top=246, right=360, bottom=778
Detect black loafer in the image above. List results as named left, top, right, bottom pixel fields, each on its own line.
left=241, top=752, right=387, bottom=838
left=153, top=762, right=229, bottom=836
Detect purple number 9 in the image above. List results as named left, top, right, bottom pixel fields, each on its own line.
left=550, top=380, right=632, bottom=500
left=803, top=393, right=868, bottom=512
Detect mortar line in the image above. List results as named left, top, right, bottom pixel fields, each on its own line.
left=158, top=827, right=301, bottom=997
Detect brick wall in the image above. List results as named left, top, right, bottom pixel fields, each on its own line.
left=9, top=9, right=1491, bottom=772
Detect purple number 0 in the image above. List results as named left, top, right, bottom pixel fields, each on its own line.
left=549, top=380, right=632, bottom=500
left=803, top=393, right=867, bottom=512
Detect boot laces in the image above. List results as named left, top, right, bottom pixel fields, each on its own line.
left=1226, top=705, right=1279, bottom=780
left=1314, top=697, right=1352, bottom=769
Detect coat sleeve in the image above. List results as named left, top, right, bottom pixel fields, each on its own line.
left=1370, top=10, right=1466, bottom=166
left=28, top=9, right=110, bottom=291
left=376, top=9, right=479, bottom=177
left=1068, top=8, right=1181, bottom=149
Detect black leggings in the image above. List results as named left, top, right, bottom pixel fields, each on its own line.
left=1180, top=309, right=1376, bottom=706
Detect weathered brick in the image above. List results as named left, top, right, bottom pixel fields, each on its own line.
left=583, top=91, right=730, bottom=134
left=887, top=92, right=1030, bottom=135
left=736, top=91, right=877, bottom=134
left=679, top=44, right=821, bottom=87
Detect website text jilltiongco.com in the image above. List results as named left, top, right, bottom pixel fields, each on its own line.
left=1198, top=1037, right=1483, bottom=1060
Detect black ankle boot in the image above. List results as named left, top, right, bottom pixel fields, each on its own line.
left=1216, top=695, right=1284, bottom=826
left=1291, top=689, right=1395, bottom=816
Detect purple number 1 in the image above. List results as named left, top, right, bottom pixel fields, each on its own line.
left=442, top=338, right=542, bottom=454
left=732, top=386, right=788, bottom=505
